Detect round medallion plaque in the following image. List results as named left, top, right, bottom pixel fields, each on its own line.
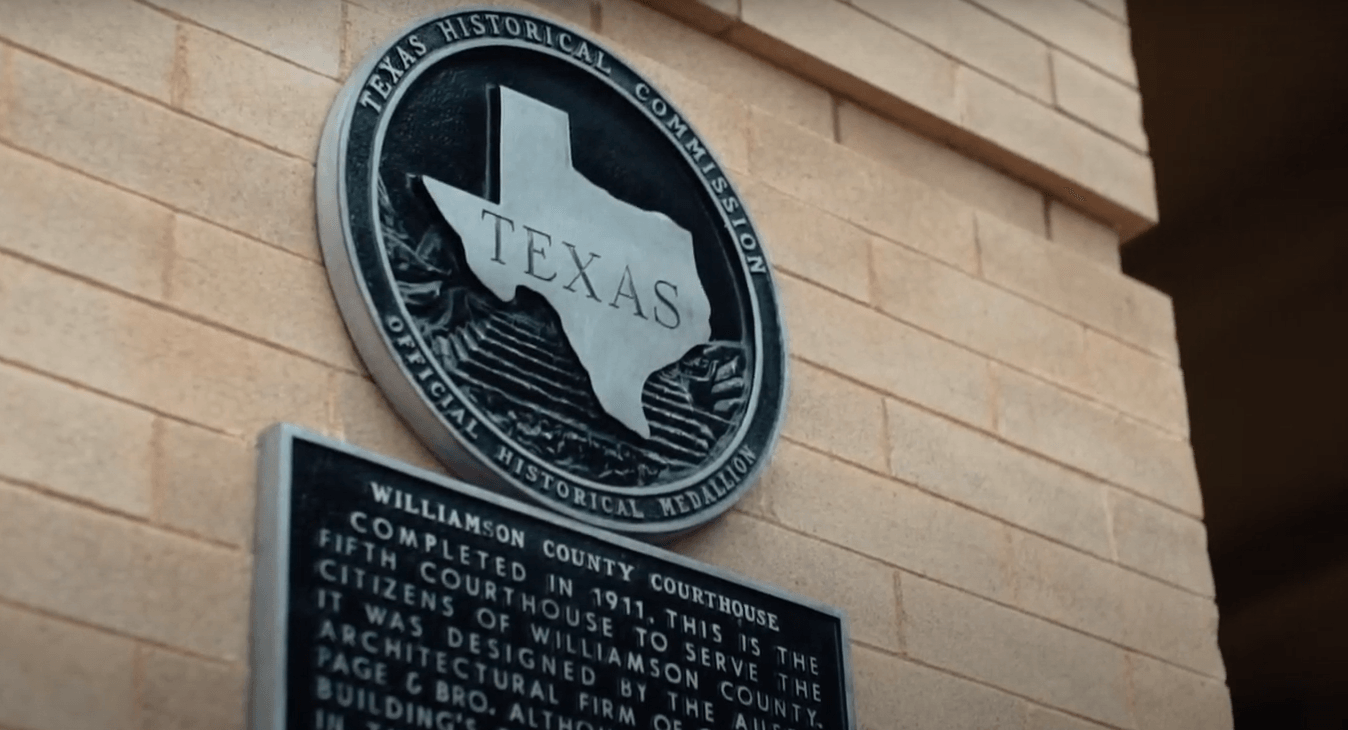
left=317, top=7, right=787, bottom=538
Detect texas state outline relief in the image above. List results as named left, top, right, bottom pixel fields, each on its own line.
left=423, top=86, right=713, bottom=439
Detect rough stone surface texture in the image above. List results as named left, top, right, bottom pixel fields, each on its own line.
left=0, top=1, right=1227, bottom=728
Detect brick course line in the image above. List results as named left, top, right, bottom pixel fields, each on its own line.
left=130, top=0, right=344, bottom=81
left=0, top=45, right=12, bottom=136
left=0, top=593, right=243, bottom=669
left=1072, top=0, right=1128, bottom=25
left=169, top=23, right=189, bottom=108
left=1123, top=653, right=1140, bottom=730
left=0, top=475, right=248, bottom=554
left=851, top=638, right=1136, bottom=730
left=787, top=352, right=1200, bottom=528
left=735, top=0, right=1143, bottom=147
left=633, top=1, right=1151, bottom=224
left=0, top=139, right=320, bottom=265
left=3, top=37, right=1164, bottom=379
left=149, top=418, right=168, bottom=524
left=339, top=0, right=352, bottom=76
left=0, top=324, right=1197, bottom=599
left=780, top=434, right=1208, bottom=599
left=757, top=175, right=1169, bottom=372
left=891, top=571, right=909, bottom=656
left=1102, top=478, right=1123, bottom=562
left=962, top=0, right=1135, bottom=88
left=740, top=464, right=1214, bottom=658
left=0, top=142, right=319, bottom=271
left=0, top=42, right=321, bottom=167
left=971, top=211, right=986, bottom=277
left=0, top=355, right=240, bottom=441
left=778, top=268, right=1188, bottom=440
left=733, top=498, right=1221, bottom=681
left=1053, top=106, right=1147, bottom=156
left=843, top=2, right=1049, bottom=101
left=131, top=644, right=148, bottom=730
left=817, top=93, right=1058, bottom=218
left=592, top=0, right=606, bottom=33
left=0, top=247, right=360, bottom=379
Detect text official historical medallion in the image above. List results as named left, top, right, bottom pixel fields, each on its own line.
left=318, top=8, right=788, bottom=538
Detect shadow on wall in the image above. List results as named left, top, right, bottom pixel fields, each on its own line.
left=1124, top=0, right=1348, bottom=726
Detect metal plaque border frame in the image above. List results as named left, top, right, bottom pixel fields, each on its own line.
left=249, top=422, right=856, bottom=730
left=315, top=6, right=790, bottom=539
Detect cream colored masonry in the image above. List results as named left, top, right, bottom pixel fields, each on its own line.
left=0, top=0, right=1230, bottom=729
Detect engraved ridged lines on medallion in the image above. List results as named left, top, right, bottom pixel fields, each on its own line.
left=435, top=308, right=740, bottom=483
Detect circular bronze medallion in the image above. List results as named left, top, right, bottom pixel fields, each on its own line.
left=317, top=7, right=787, bottom=538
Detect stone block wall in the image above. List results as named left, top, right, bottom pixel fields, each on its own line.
left=0, top=0, right=1231, bottom=728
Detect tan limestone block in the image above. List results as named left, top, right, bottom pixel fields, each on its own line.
left=0, top=0, right=176, bottom=100
left=354, top=0, right=594, bottom=28
left=628, top=0, right=737, bottom=34
left=1082, top=0, right=1128, bottom=23
left=1008, top=530, right=1125, bottom=643
left=0, top=363, right=155, bottom=516
left=1011, top=526, right=1224, bottom=677
left=1052, top=49, right=1146, bottom=150
left=336, top=373, right=446, bottom=475
left=620, top=50, right=749, bottom=173
left=7, top=51, right=318, bottom=259
left=837, top=101, right=1047, bottom=236
left=525, top=0, right=598, bottom=26
left=750, top=442, right=1015, bottom=604
left=346, top=0, right=595, bottom=73
left=871, top=238, right=1089, bottom=391
left=155, top=419, right=255, bottom=548
left=146, top=0, right=342, bottom=77
left=750, top=109, right=978, bottom=272
left=168, top=215, right=361, bottom=371
left=975, top=0, right=1137, bottom=86
left=0, top=144, right=172, bottom=301
left=976, top=211, right=1177, bottom=361
left=1109, top=489, right=1215, bottom=596
left=1129, top=653, right=1234, bottom=730
left=674, top=511, right=901, bottom=651
left=780, top=274, right=992, bottom=429
left=853, top=0, right=1052, bottom=102
left=601, top=0, right=833, bottom=136
left=179, top=24, right=339, bottom=159
left=344, top=2, right=408, bottom=75
left=0, top=603, right=137, bottom=730
left=1047, top=198, right=1122, bottom=268
left=737, top=0, right=958, bottom=123
left=993, top=366, right=1203, bottom=516
left=0, top=44, right=11, bottom=136
left=885, top=397, right=1113, bottom=558
left=141, top=647, right=247, bottom=730
left=902, top=573, right=1132, bottom=727
left=1115, top=569, right=1225, bottom=678
left=852, top=645, right=1026, bottom=730
left=1083, top=329, right=1189, bottom=435
left=738, top=179, right=871, bottom=302
left=0, top=482, right=252, bottom=660
left=1025, top=705, right=1114, bottom=730
left=0, top=253, right=332, bottom=437
left=1075, top=136, right=1157, bottom=233
left=957, top=66, right=1157, bottom=222
left=782, top=359, right=888, bottom=472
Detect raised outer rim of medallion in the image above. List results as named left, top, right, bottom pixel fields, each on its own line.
left=317, top=7, right=789, bottom=538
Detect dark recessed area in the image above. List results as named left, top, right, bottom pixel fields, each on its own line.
left=1125, top=1, right=1348, bottom=725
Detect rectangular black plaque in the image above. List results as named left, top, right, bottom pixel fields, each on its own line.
left=253, top=424, right=855, bottom=730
